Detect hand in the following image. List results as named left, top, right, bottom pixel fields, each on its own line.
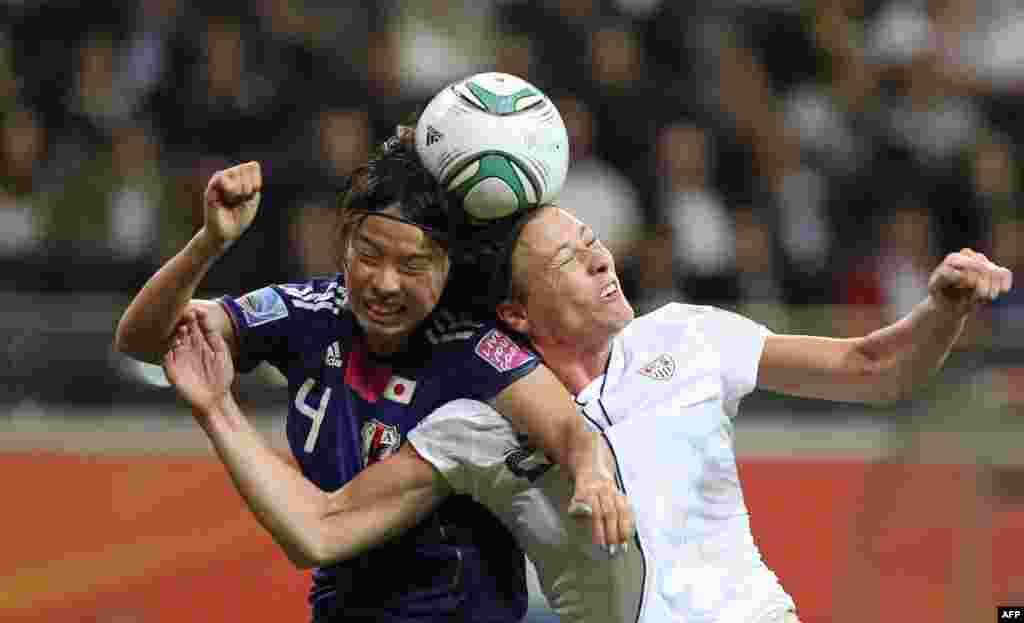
left=569, top=474, right=636, bottom=552
left=202, top=161, right=262, bottom=247
left=928, top=248, right=1013, bottom=315
left=163, top=308, right=236, bottom=416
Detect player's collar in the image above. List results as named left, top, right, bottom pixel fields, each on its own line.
left=575, top=336, right=622, bottom=404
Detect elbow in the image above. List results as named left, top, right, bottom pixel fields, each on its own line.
left=285, top=535, right=329, bottom=570
left=288, top=549, right=323, bottom=570
left=846, top=353, right=905, bottom=406
left=859, top=360, right=917, bottom=406
left=113, top=323, right=161, bottom=365
left=287, top=522, right=343, bottom=570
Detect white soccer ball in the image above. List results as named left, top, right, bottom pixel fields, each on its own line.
left=415, top=72, right=569, bottom=224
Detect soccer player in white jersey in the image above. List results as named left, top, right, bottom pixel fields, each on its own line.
left=165, top=205, right=1012, bottom=623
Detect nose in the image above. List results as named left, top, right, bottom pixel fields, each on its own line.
left=371, top=264, right=401, bottom=297
left=587, top=246, right=610, bottom=275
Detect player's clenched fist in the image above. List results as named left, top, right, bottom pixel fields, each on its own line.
left=929, top=248, right=1013, bottom=314
left=203, top=161, right=262, bottom=247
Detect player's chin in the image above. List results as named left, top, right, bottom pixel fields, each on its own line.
left=606, top=298, right=635, bottom=327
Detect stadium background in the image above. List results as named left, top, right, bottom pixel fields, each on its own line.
left=0, top=1, right=1022, bottom=621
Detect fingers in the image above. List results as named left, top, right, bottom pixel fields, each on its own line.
left=570, top=480, right=636, bottom=551
left=194, top=307, right=228, bottom=353
left=938, top=248, right=1014, bottom=302
left=612, top=490, right=635, bottom=549
left=214, top=161, right=262, bottom=205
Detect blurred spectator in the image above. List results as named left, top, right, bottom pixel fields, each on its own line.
left=583, top=21, right=664, bottom=192
left=0, top=106, right=48, bottom=258
left=552, top=93, right=643, bottom=262
left=987, top=215, right=1024, bottom=338
left=286, top=107, right=373, bottom=279
left=118, top=0, right=185, bottom=121
left=839, top=199, right=939, bottom=332
left=41, top=121, right=177, bottom=269
left=65, top=31, right=133, bottom=139
left=390, top=0, right=497, bottom=98
left=626, top=223, right=685, bottom=316
left=733, top=205, right=784, bottom=305
left=158, top=13, right=282, bottom=159
left=653, top=120, right=736, bottom=304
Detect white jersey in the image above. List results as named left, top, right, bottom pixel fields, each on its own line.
left=408, top=303, right=796, bottom=622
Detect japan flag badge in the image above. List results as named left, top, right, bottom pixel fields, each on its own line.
left=382, top=375, right=417, bottom=404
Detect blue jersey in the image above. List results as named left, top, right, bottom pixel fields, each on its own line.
left=220, top=277, right=537, bottom=622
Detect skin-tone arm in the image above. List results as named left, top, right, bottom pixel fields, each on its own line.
left=114, top=162, right=263, bottom=364
left=164, top=309, right=450, bottom=568
left=492, top=367, right=633, bottom=548
left=758, top=248, right=1014, bottom=404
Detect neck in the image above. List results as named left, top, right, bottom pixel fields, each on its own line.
left=531, top=336, right=613, bottom=396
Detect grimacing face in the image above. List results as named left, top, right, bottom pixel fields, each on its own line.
left=508, top=206, right=634, bottom=347
left=343, top=208, right=450, bottom=355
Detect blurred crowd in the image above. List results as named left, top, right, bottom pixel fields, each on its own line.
left=1, top=0, right=1022, bottom=336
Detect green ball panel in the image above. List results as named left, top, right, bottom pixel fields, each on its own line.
left=449, top=155, right=528, bottom=206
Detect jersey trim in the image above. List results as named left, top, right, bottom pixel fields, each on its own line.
left=597, top=420, right=646, bottom=623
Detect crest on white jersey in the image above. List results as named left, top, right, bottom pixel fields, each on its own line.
left=324, top=341, right=342, bottom=368
left=361, top=419, right=401, bottom=467
left=638, top=354, right=675, bottom=381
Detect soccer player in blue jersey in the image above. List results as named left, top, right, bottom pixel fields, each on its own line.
left=114, top=134, right=633, bottom=622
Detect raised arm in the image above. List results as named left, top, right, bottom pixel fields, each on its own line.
left=114, top=162, right=262, bottom=364
left=164, top=310, right=450, bottom=568
left=492, top=365, right=634, bottom=549
left=758, top=248, right=1013, bottom=404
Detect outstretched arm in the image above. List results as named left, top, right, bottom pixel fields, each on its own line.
left=164, top=310, right=450, bottom=568
left=115, top=162, right=262, bottom=364
left=758, top=248, right=1013, bottom=404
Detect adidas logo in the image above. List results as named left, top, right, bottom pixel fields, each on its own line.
left=425, top=125, right=444, bottom=147
left=325, top=342, right=342, bottom=368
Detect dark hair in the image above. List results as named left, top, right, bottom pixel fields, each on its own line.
left=445, top=205, right=547, bottom=315
left=334, top=127, right=451, bottom=268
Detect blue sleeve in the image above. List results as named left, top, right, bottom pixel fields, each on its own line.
left=442, top=323, right=540, bottom=402
left=218, top=277, right=348, bottom=374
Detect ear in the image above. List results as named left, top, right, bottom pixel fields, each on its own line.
left=495, top=299, right=529, bottom=334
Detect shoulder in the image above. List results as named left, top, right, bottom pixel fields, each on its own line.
left=219, top=275, right=354, bottom=346
left=425, top=310, right=536, bottom=370
left=623, top=302, right=706, bottom=338
left=421, top=312, right=538, bottom=398
left=275, top=276, right=349, bottom=315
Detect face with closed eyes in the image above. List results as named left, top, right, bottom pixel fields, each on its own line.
left=343, top=206, right=450, bottom=355
left=501, top=206, right=634, bottom=349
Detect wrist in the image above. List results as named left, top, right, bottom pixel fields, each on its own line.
left=195, top=394, right=240, bottom=433
left=194, top=227, right=233, bottom=258
left=922, top=293, right=968, bottom=323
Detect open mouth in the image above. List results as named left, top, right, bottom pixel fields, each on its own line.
left=365, top=301, right=405, bottom=320
left=600, top=282, right=619, bottom=300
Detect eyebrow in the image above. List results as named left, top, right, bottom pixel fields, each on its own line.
left=552, top=225, right=589, bottom=257
left=354, top=233, right=436, bottom=261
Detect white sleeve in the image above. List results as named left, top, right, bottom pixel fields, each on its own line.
left=407, top=398, right=512, bottom=496
left=702, top=307, right=772, bottom=414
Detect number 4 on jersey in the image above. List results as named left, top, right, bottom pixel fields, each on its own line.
left=295, top=378, right=331, bottom=452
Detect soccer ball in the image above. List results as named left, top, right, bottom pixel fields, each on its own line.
left=415, top=72, right=569, bottom=224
